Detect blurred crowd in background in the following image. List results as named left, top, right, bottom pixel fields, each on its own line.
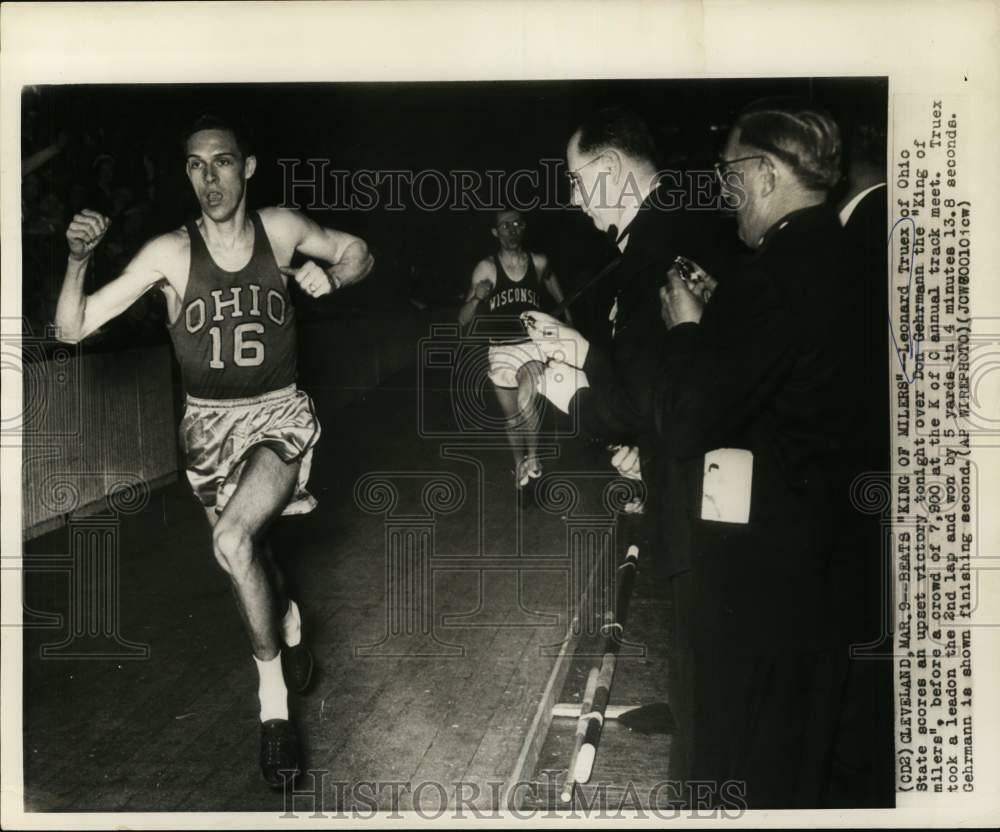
left=21, top=87, right=170, bottom=348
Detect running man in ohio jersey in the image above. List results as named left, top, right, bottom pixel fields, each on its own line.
left=55, top=114, right=374, bottom=788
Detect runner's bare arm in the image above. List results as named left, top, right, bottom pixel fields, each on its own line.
left=263, top=208, right=373, bottom=292
left=55, top=210, right=173, bottom=343
left=458, top=258, right=496, bottom=327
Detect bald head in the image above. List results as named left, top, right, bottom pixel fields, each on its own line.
left=566, top=109, right=659, bottom=234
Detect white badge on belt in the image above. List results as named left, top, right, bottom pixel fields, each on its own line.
left=701, top=448, right=753, bottom=524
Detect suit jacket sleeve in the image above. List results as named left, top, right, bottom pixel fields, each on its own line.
left=658, top=266, right=796, bottom=458
left=568, top=324, right=666, bottom=443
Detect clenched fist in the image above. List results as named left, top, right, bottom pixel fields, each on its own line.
left=66, top=210, right=110, bottom=262
left=609, top=444, right=642, bottom=481
left=473, top=278, right=493, bottom=301
left=279, top=261, right=335, bottom=298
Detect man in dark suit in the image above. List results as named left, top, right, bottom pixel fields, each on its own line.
left=657, top=104, right=894, bottom=808
left=524, top=108, right=735, bottom=782
left=840, top=118, right=890, bottom=477
left=832, top=117, right=895, bottom=807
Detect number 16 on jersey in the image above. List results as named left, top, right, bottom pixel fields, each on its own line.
left=208, top=323, right=265, bottom=368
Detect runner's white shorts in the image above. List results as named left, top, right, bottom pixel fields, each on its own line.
left=179, top=384, right=321, bottom=516
left=487, top=339, right=547, bottom=389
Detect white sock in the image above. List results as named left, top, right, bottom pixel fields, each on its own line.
left=282, top=600, right=302, bottom=648
left=254, top=653, right=288, bottom=722
left=518, top=458, right=542, bottom=487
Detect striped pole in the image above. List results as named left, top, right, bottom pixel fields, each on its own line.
left=561, top=543, right=640, bottom=802
left=559, top=666, right=599, bottom=802
left=550, top=703, right=641, bottom=720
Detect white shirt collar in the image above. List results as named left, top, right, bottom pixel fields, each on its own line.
left=838, top=182, right=886, bottom=226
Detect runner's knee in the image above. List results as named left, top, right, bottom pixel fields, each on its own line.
left=212, top=520, right=254, bottom=575
left=516, top=363, right=541, bottom=410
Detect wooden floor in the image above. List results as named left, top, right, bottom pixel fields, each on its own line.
left=22, top=374, right=673, bottom=813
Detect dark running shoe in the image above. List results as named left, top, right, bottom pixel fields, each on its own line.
left=260, top=718, right=301, bottom=789
left=281, top=642, right=315, bottom=694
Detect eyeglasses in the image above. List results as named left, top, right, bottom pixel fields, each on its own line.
left=566, top=153, right=606, bottom=190
left=713, top=155, right=769, bottom=181
left=496, top=219, right=524, bottom=231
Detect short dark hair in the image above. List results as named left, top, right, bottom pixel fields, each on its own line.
left=734, top=105, right=842, bottom=191
left=494, top=207, right=522, bottom=225
left=182, top=113, right=253, bottom=158
left=575, top=107, right=657, bottom=165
